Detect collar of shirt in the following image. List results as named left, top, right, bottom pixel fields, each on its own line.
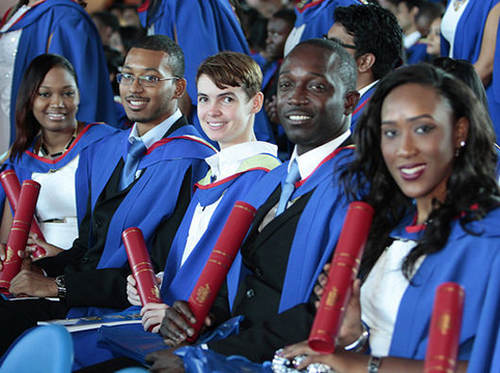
left=289, top=129, right=351, bottom=180
left=128, top=109, right=182, bottom=149
left=403, top=31, right=421, bottom=49
left=205, top=141, right=277, bottom=181
left=358, top=80, right=379, bottom=98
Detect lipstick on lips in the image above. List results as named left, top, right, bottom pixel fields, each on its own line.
left=399, top=163, right=426, bottom=181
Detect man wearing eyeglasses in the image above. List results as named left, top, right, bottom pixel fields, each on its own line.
left=325, top=3, right=403, bottom=131
left=0, top=35, right=215, bottom=365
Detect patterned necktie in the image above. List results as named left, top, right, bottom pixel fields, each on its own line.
left=275, top=159, right=300, bottom=216
left=119, top=138, right=146, bottom=190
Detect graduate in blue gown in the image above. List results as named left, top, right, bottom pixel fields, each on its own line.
left=147, top=39, right=361, bottom=369
left=0, top=54, right=117, bottom=254
left=441, top=0, right=500, bottom=137
left=282, top=64, right=500, bottom=372
left=125, top=51, right=280, bottom=334
left=0, top=0, right=117, bottom=151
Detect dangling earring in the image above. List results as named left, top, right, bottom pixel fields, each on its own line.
left=455, top=140, right=466, bottom=157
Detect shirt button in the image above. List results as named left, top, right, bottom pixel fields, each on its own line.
left=255, top=268, right=263, bottom=277
left=246, top=289, right=255, bottom=299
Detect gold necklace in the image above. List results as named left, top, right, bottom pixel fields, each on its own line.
left=453, top=0, right=468, bottom=11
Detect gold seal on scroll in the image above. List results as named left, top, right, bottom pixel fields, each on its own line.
left=438, top=313, right=451, bottom=335
left=196, top=284, right=211, bottom=304
left=326, top=287, right=338, bottom=307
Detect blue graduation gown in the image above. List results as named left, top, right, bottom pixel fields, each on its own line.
left=382, top=208, right=500, bottom=371
left=288, top=0, right=362, bottom=52
left=351, top=83, right=377, bottom=133
left=406, top=41, right=429, bottom=65
left=138, top=0, right=249, bottom=108
left=69, top=124, right=216, bottom=370
left=243, top=146, right=355, bottom=313
left=441, top=0, right=500, bottom=137
left=0, top=123, right=118, bottom=223
left=1, top=0, right=118, bottom=146
left=160, top=153, right=281, bottom=308
left=73, top=125, right=216, bottom=278
left=72, top=149, right=279, bottom=369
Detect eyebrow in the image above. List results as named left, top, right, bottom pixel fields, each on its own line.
left=278, top=71, right=325, bottom=78
left=197, top=92, right=238, bottom=99
left=122, top=66, right=161, bottom=74
left=39, top=85, right=76, bottom=89
left=381, top=114, right=435, bottom=125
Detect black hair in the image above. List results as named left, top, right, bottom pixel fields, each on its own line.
left=432, top=57, right=489, bottom=110
left=342, top=64, right=500, bottom=280
left=129, top=34, right=185, bottom=77
left=91, top=11, right=120, bottom=32
left=334, top=4, right=403, bottom=80
left=11, top=54, right=78, bottom=161
left=272, top=8, right=297, bottom=26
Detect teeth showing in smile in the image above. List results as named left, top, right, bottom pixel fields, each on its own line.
left=47, top=113, right=65, bottom=120
left=288, top=114, right=311, bottom=121
left=207, top=122, right=225, bottom=128
left=401, top=165, right=425, bottom=175
left=129, top=100, right=147, bottom=107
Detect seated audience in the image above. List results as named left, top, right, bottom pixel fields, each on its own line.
left=282, top=63, right=500, bottom=373
left=147, top=38, right=360, bottom=369
left=0, top=35, right=215, bottom=357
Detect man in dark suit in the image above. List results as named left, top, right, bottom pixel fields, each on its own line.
left=148, top=38, right=360, bottom=369
left=0, top=35, right=214, bottom=355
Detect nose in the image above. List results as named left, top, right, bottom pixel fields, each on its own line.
left=49, top=93, right=64, bottom=107
left=206, top=101, right=222, bottom=117
left=396, top=131, right=417, bottom=158
left=287, top=85, right=308, bottom=106
left=129, top=76, right=144, bottom=93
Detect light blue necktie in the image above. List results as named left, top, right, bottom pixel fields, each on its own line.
left=119, top=138, right=146, bottom=190
left=275, top=160, right=300, bottom=216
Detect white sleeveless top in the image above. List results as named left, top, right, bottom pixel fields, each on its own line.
left=31, top=156, right=79, bottom=250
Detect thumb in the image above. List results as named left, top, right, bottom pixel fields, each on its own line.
left=21, top=256, right=32, bottom=271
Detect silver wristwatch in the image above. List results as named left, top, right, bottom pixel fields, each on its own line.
left=55, top=275, right=66, bottom=299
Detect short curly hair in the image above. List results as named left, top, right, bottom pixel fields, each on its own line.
left=334, top=4, right=403, bottom=80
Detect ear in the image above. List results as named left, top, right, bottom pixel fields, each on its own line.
left=454, top=116, right=469, bottom=147
left=343, top=90, right=360, bottom=115
left=356, top=53, right=376, bottom=74
left=249, top=91, right=264, bottom=114
left=172, top=78, right=187, bottom=99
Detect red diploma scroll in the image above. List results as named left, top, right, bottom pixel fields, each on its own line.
left=308, top=201, right=374, bottom=353
left=0, top=170, right=46, bottom=258
left=186, top=200, right=257, bottom=342
left=122, top=227, right=161, bottom=305
left=0, top=180, right=41, bottom=290
left=424, top=282, right=465, bottom=373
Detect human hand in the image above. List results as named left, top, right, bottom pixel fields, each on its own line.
left=9, top=258, right=57, bottom=297
left=159, top=300, right=213, bottom=346
left=146, top=348, right=186, bottom=373
left=313, top=264, right=364, bottom=348
left=127, top=272, right=163, bottom=306
left=0, top=242, right=26, bottom=271
left=336, top=279, right=364, bottom=348
left=27, top=233, right=63, bottom=260
left=126, top=274, right=141, bottom=306
left=141, top=302, right=169, bottom=333
left=281, top=343, right=368, bottom=372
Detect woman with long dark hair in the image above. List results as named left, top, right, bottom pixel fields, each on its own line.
left=0, top=54, right=117, bottom=256
left=281, top=64, right=500, bottom=372
left=0, top=0, right=117, bottom=155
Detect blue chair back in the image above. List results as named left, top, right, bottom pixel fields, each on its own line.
left=0, top=324, right=73, bottom=373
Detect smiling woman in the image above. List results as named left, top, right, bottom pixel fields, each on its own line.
left=281, top=64, right=500, bottom=372
left=0, top=54, right=117, bottom=256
